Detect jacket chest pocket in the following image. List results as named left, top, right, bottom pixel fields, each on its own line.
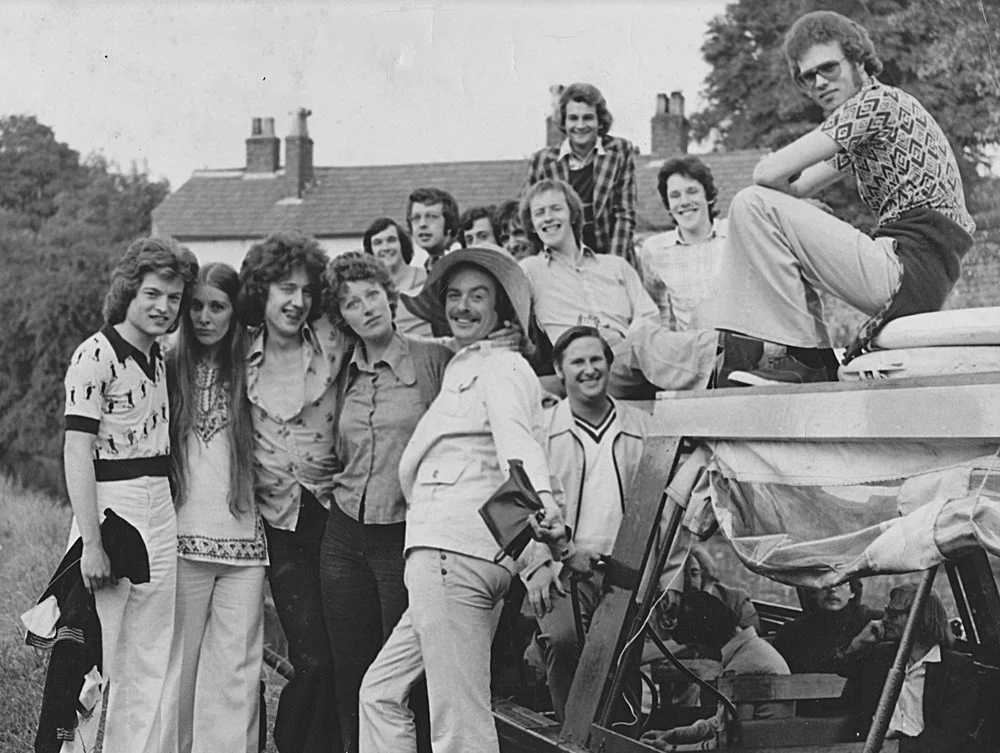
left=432, top=374, right=479, bottom=418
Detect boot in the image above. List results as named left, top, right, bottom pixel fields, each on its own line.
left=713, top=331, right=765, bottom=388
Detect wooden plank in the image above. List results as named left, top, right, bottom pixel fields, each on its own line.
left=494, top=699, right=587, bottom=753
left=652, top=372, right=1000, bottom=440
left=715, top=673, right=846, bottom=702
left=560, top=436, right=682, bottom=747
left=588, top=725, right=890, bottom=753
left=739, top=717, right=856, bottom=748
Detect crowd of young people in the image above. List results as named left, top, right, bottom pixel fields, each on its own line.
left=38, top=9, right=980, bottom=753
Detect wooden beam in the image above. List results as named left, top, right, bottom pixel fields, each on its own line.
left=560, top=436, right=682, bottom=747
left=715, top=673, right=847, bottom=702
left=653, top=372, right=1000, bottom=440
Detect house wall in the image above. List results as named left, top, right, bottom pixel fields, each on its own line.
left=170, top=236, right=363, bottom=270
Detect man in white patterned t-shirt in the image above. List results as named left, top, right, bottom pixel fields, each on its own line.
left=708, top=10, right=975, bottom=387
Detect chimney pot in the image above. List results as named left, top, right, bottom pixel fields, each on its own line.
left=546, top=84, right=566, bottom=148
left=246, top=115, right=280, bottom=173
left=285, top=107, right=314, bottom=197
left=650, top=91, right=689, bottom=156
left=669, top=91, right=685, bottom=117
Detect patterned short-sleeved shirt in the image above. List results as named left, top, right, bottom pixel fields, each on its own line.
left=820, top=80, right=974, bottom=234
left=64, top=325, right=169, bottom=460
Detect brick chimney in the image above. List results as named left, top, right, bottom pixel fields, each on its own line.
left=650, top=91, right=689, bottom=156
left=246, top=117, right=280, bottom=173
left=545, top=84, right=565, bottom=148
left=285, top=107, right=314, bottom=197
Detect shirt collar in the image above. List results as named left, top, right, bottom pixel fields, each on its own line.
left=349, top=331, right=416, bottom=385
left=246, top=321, right=322, bottom=367
left=101, top=324, right=161, bottom=372
left=909, top=643, right=942, bottom=672
left=557, top=136, right=606, bottom=161
left=673, top=219, right=726, bottom=246
left=541, top=243, right=597, bottom=264
left=721, top=626, right=759, bottom=667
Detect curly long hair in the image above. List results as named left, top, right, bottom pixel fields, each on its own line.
left=238, top=232, right=328, bottom=328
left=782, top=11, right=883, bottom=81
left=167, top=262, right=254, bottom=515
left=103, top=237, right=198, bottom=332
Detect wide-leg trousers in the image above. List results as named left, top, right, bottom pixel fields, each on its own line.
left=705, top=185, right=902, bottom=348
left=358, top=548, right=510, bottom=753
left=69, top=475, right=177, bottom=753
left=160, top=558, right=265, bottom=753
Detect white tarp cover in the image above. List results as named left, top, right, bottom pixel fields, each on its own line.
left=680, top=439, right=1000, bottom=588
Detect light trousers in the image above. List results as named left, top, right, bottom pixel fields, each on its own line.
left=358, top=548, right=511, bottom=753
left=69, top=476, right=177, bottom=753
left=160, top=558, right=265, bottom=753
left=706, top=185, right=902, bottom=348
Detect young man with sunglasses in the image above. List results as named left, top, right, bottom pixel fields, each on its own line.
left=708, top=10, right=975, bottom=386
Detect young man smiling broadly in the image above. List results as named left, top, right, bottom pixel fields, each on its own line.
left=708, top=10, right=976, bottom=386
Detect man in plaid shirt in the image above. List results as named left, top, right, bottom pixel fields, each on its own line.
left=526, top=82, right=637, bottom=268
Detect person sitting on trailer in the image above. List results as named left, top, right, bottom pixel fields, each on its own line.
left=836, top=584, right=981, bottom=752
left=709, top=10, right=975, bottom=386
left=521, top=324, right=651, bottom=721
left=641, top=591, right=793, bottom=751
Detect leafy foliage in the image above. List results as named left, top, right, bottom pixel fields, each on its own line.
left=694, top=0, right=1000, bottom=172
left=0, top=121, right=169, bottom=462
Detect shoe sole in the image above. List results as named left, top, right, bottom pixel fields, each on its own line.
left=727, top=370, right=802, bottom=387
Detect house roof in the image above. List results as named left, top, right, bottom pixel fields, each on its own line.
left=152, top=150, right=766, bottom=240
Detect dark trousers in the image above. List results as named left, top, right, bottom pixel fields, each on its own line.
left=264, top=488, right=340, bottom=753
left=320, top=501, right=408, bottom=753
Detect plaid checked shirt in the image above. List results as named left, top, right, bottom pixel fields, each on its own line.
left=526, top=134, right=638, bottom=268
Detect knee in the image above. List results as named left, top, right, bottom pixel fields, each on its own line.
left=542, top=621, right=581, bottom=665
left=730, top=184, right=774, bottom=217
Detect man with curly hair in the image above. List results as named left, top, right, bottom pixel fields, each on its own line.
left=710, top=10, right=975, bottom=386
left=526, top=82, right=637, bottom=267
left=238, top=232, right=345, bottom=753
left=62, top=236, right=196, bottom=752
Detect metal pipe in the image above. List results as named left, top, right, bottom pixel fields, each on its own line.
left=862, top=565, right=938, bottom=753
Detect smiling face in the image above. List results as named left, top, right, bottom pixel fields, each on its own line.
left=666, top=173, right=712, bottom=239
left=557, top=336, right=611, bottom=409
left=122, top=272, right=185, bottom=347
left=464, top=216, right=497, bottom=248
left=444, top=265, right=500, bottom=349
left=190, top=283, right=234, bottom=353
left=338, top=279, right=394, bottom=345
left=796, top=41, right=864, bottom=115
left=564, top=100, right=599, bottom=155
left=263, top=266, right=312, bottom=342
left=369, top=225, right=404, bottom=272
left=409, top=201, right=449, bottom=256
left=500, top=216, right=535, bottom=261
left=529, top=189, right=574, bottom=252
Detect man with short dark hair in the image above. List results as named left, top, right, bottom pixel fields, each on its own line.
left=406, top=187, right=460, bottom=271
left=458, top=205, right=499, bottom=248
left=710, top=10, right=975, bottom=386
left=494, top=199, right=537, bottom=261
left=640, top=156, right=727, bottom=331
left=62, top=237, right=196, bottom=752
left=239, top=232, right=344, bottom=753
left=523, top=325, right=650, bottom=720
left=526, top=82, right=637, bottom=266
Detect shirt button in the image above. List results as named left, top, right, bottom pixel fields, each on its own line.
left=440, top=552, right=446, bottom=560
left=441, top=568, right=448, bottom=575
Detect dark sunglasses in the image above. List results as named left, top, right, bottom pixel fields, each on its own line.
left=795, top=57, right=847, bottom=89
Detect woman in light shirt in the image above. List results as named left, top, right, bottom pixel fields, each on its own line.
left=162, top=262, right=267, bottom=753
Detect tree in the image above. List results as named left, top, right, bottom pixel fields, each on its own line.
left=0, top=115, right=81, bottom=231
left=0, top=132, right=170, bottom=467
left=694, top=0, right=1000, bottom=175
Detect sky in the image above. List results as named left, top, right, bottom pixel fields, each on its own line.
left=0, top=0, right=734, bottom=190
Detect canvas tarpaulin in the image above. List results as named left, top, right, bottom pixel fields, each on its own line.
left=675, top=439, right=1000, bottom=588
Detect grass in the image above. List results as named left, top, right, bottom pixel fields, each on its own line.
left=0, top=475, right=287, bottom=753
left=0, top=474, right=71, bottom=753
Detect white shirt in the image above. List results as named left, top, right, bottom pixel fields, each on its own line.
left=571, top=407, right=623, bottom=556
left=888, top=644, right=941, bottom=738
